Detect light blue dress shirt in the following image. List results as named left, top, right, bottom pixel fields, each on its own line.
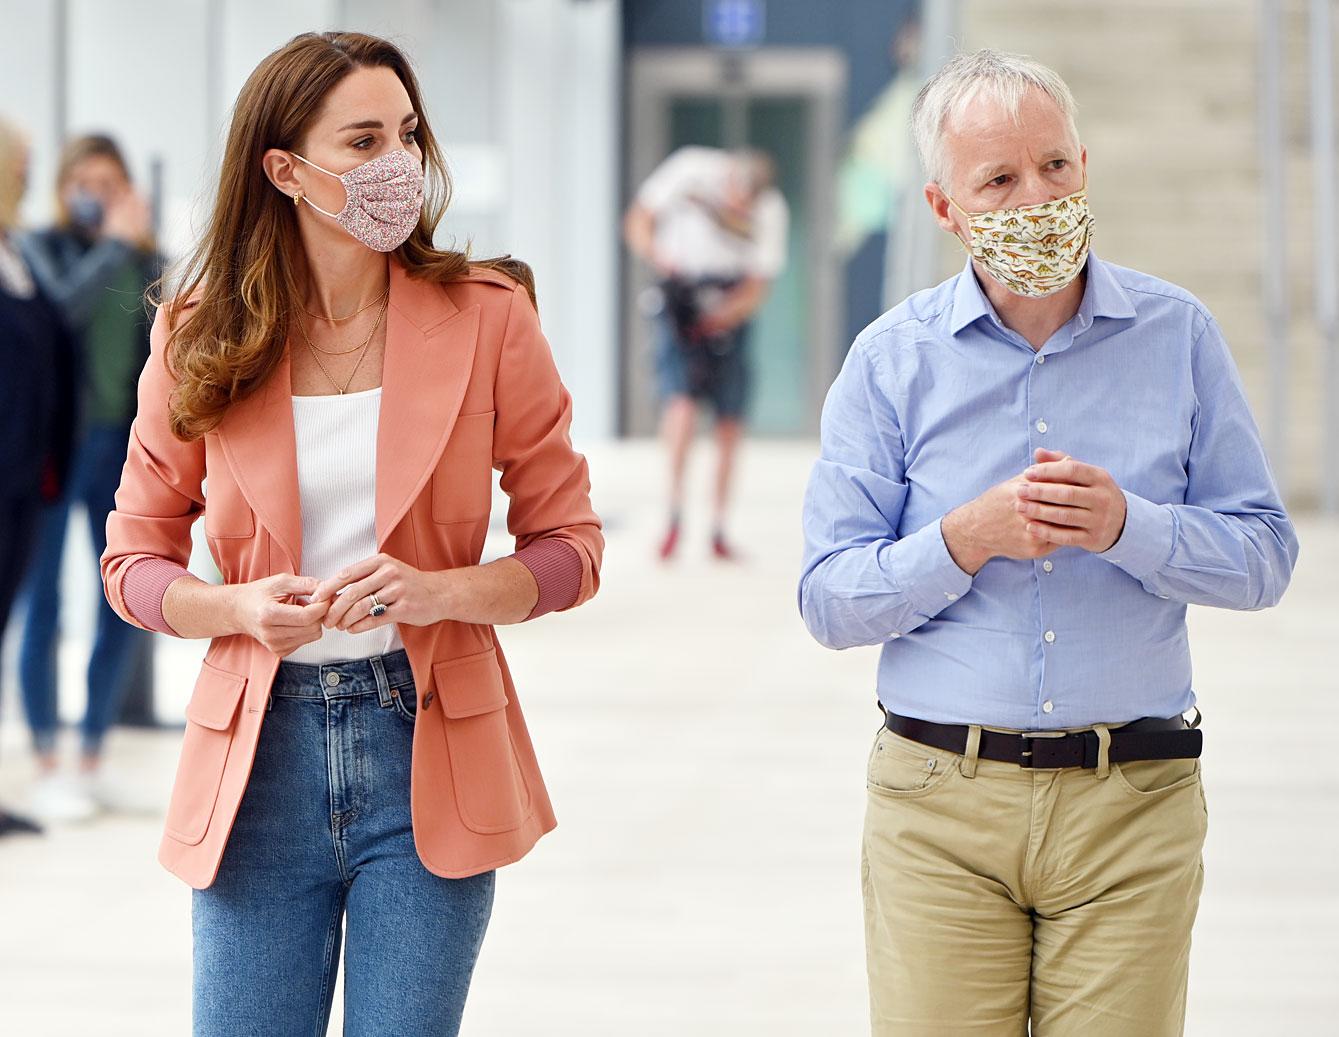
left=798, top=253, right=1299, bottom=730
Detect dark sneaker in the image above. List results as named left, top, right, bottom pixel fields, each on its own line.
left=0, top=807, right=45, bottom=838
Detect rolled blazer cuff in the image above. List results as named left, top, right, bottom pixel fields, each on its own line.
left=121, top=556, right=192, bottom=635
left=511, top=538, right=584, bottom=620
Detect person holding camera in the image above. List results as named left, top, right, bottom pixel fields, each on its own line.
left=624, top=145, right=788, bottom=561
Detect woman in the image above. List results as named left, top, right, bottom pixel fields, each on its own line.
left=0, top=115, right=77, bottom=838
left=17, top=133, right=165, bottom=823
left=99, top=32, right=602, bottom=1035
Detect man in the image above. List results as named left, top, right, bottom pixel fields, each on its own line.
left=798, top=49, right=1298, bottom=1035
left=623, top=145, right=788, bottom=560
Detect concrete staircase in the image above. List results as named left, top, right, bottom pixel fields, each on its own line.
left=956, top=0, right=1326, bottom=508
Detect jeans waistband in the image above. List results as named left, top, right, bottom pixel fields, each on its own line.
left=271, top=647, right=414, bottom=700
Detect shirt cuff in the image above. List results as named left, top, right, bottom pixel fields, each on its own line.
left=886, top=516, right=975, bottom=617
left=1096, top=489, right=1175, bottom=580
left=121, top=556, right=192, bottom=636
left=511, top=539, right=583, bottom=620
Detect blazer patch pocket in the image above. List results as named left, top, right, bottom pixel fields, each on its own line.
left=164, top=661, right=247, bottom=846
left=203, top=472, right=256, bottom=539
left=431, top=410, right=495, bottom=524
left=432, top=646, right=531, bottom=834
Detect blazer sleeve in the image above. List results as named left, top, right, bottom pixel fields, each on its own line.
left=100, top=303, right=205, bottom=633
left=492, top=282, right=603, bottom=619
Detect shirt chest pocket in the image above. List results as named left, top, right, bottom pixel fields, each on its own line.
left=431, top=410, right=495, bottom=524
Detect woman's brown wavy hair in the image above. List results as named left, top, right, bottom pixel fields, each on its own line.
left=151, top=31, right=535, bottom=442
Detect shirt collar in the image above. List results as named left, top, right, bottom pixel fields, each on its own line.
left=947, top=251, right=1137, bottom=337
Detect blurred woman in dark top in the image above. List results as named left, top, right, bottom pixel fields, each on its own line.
left=0, top=116, right=76, bottom=839
left=14, top=133, right=165, bottom=823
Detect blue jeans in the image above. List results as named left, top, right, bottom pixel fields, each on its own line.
left=16, top=421, right=148, bottom=757
left=192, top=648, right=495, bottom=1036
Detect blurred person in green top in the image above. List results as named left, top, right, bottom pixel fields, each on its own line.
left=14, top=133, right=165, bottom=824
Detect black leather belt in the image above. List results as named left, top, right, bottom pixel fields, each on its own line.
left=883, top=710, right=1202, bottom=770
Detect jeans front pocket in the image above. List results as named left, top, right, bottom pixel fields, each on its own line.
left=389, top=678, right=418, bottom=723
left=866, top=728, right=957, bottom=799
left=1111, top=756, right=1201, bottom=799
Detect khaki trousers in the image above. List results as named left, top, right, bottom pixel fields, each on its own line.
left=862, top=720, right=1208, bottom=1036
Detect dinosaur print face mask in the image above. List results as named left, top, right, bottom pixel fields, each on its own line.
left=945, top=180, right=1093, bottom=298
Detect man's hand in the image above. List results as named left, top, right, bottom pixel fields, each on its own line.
left=943, top=473, right=1062, bottom=575
left=309, top=554, right=452, bottom=633
left=1016, top=447, right=1127, bottom=552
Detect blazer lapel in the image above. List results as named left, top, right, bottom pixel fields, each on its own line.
left=216, top=343, right=303, bottom=574
left=375, top=255, right=480, bottom=548
left=216, top=255, right=480, bottom=576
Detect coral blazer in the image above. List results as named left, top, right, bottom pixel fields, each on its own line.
left=100, top=256, right=602, bottom=889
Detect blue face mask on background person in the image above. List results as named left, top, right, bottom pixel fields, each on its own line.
left=67, top=191, right=104, bottom=234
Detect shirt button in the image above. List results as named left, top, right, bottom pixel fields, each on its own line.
left=1042, top=560, right=1054, bottom=573
left=325, top=671, right=341, bottom=686
left=1035, top=419, right=1048, bottom=433
left=888, top=631, right=901, bottom=639
left=1042, top=699, right=1054, bottom=714
left=1035, top=353, right=1046, bottom=364
left=1044, top=630, right=1056, bottom=644
left=945, top=592, right=958, bottom=601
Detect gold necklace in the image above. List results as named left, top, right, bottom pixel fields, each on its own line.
left=296, top=312, right=373, bottom=356
left=299, top=293, right=388, bottom=395
left=301, top=285, right=388, bottom=323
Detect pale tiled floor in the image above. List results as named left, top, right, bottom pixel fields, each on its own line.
left=0, top=439, right=1335, bottom=1035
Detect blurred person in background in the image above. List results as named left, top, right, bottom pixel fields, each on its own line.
left=0, top=116, right=77, bottom=839
left=99, top=31, right=601, bottom=1035
left=835, top=18, right=921, bottom=262
left=13, top=133, right=165, bottom=824
left=623, top=145, right=788, bottom=561
left=800, top=50, right=1298, bottom=1035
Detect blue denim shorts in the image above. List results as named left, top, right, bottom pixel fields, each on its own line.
left=191, top=647, right=495, bottom=1036
left=653, top=311, right=752, bottom=420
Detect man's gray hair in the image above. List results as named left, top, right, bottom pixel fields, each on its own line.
left=911, top=48, right=1080, bottom=190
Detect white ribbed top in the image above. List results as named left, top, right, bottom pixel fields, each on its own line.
left=283, top=385, right=405, bottom=664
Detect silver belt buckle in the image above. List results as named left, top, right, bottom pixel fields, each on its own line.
left=1018, top=728, right=1067, bottom=767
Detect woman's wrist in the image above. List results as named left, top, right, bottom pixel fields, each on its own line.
left=429, top=567, right=463, bottom=625
left=160, top=576, right=248, bottom=640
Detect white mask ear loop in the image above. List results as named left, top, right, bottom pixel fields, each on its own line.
left=289, top=152, right=343, bottom=219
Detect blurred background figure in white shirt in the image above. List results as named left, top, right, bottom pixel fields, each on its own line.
left=623, top=145, right=789, bottom=562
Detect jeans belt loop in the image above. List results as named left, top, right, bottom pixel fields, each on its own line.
left=961, top=724, right=982, bottom=779
left=1093, top=723, right=1112, bottom=779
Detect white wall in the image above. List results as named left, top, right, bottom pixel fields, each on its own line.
left=0, top=0, right=619, bottom=439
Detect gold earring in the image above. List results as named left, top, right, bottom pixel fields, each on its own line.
left=293, top=190, right=302, bottom=206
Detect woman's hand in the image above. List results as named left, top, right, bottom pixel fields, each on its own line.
left=102, top=187, right=152, bottom=245
left=232, top=574, right=331, bottom=656
left=309, top=554, right=447, bottom=633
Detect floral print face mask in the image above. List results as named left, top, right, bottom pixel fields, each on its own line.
left=290, top=148, right=425, bottom=253
left=944, top=178, right=1093, bottom=298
